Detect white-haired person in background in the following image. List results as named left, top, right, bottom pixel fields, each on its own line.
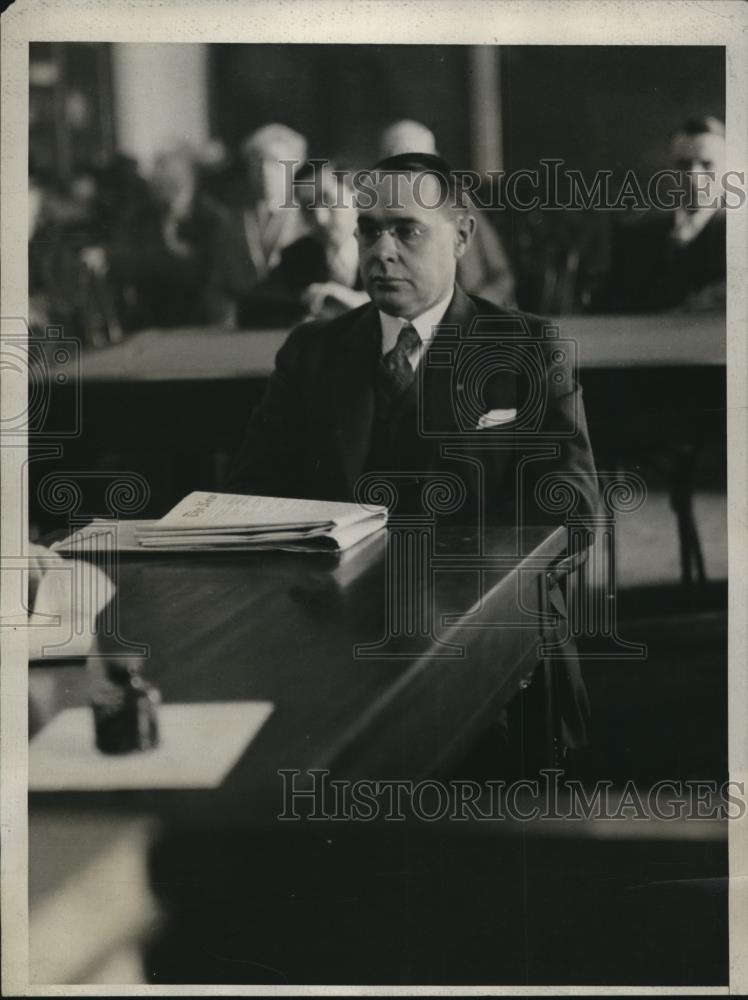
left=218, top=123, right=310, bottom=327
left=378, top=119, right=516, bottom=308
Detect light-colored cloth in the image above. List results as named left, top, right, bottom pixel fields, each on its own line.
left=27, top=544, right=115, bottom=661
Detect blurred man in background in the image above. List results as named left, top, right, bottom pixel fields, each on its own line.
left=106, top=144, right=232, bottom=329
left=246, top=162, right=368, bottom=325
left=218, top=124, right=309, bottom=326
left=28, top=160, right=128, bottom=346
left=378, top=119, right=516, bottom=307
left=603, top=115, right=726, bottom=312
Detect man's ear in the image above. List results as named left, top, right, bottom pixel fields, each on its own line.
left=453, top=212, right=477, bottom=259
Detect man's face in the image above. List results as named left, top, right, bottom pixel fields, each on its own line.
left=670, top=131, right=726, bottom=211
left=356, top=173, right=473, bottom=319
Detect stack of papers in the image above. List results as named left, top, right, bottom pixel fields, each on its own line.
left=54, top=492, right=388, bottom=555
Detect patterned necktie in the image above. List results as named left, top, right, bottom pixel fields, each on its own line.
left=379, top=323, right=422, bottom=398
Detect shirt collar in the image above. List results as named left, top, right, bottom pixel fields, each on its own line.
left=378, top=287, right=455, bottom=355
left=673, top=204, right=720, bottom=244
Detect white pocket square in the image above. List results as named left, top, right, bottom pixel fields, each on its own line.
left=476, top=408, right=517, bottom=429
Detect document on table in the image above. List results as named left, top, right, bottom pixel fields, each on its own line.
left=52, top=492, right=388, bottom=554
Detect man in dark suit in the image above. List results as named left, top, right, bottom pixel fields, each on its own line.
left=603, top=115, right=726, bottom=313
left=227, top=152, right=598, bottom=754
left=241, top=162, right=368, bottom=327
left=227, top=153, right=597, bottom=533
left=144, top=156, right=600, bottom=986
left=107, top=145, right=233, bottom=329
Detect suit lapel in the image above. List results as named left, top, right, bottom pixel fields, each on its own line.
left=420, top=285, right=477, bottom=444
left=327, top=288, right=521, bottom=501
left=419, top=287, right=519, bottom=514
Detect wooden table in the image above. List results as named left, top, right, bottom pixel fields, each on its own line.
left=28, top=523, right=729, bottom=986
left=28, top=524, right=567, bottom=982
left=41, top=313, right=726, bottom=382
left=30, top=312, right=726, bottom=527
left=30, top=524, right=566, bottom=819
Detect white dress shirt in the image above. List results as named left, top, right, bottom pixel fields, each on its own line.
left=671, top=205, right=720, bottom=246
left=378, top=287, right=454, bottom=369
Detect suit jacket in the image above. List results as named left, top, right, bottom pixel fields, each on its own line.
left=603, top=208, right=726, bottom=312
left=215, top=195, right=307, bottom=315
left=237, top=234, right=365, bottom=328
left=107, top=192, right=232, bottom=329
left=226, top=285, right=598, bottom=531
left=226, top=286, right=597, bottom=749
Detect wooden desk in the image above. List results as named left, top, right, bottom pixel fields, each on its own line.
left=28, top=524, right=729, bottom=985
left=31, top=524, right=565, bottom=820
left=28, top=524, right=566, bottom=982
left=31, top=312, right=726, bottom=525
left=42, top=312, right=725, bottom=383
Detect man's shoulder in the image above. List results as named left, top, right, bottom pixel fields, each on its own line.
left=463, top=293, right=549, bottom=338
left=283, top=301, right=375, bottom=351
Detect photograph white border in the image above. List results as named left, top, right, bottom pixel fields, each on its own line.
left=2, top=0, right=746, bottom=994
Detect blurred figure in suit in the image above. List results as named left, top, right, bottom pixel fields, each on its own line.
left=107, top=144, right=233, bottom=329
left=245, top=162, right=368, bottom=326
left=218, top=124, right=309, bottom=327
left=602, top=116, right=726, bottom=313
left=379, top=119, right=516, bottom=307
left=28, top=162, right=126, bottom=346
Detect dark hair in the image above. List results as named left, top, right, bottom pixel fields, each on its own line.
left=677, top=115, right=725, bottom=138
left=370, top=152, right=466, bottom=211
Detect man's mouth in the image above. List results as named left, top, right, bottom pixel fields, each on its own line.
left=371, top=276, right=406, bottom=287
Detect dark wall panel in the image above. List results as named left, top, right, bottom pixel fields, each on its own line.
left=502, top=46, right=725, bottom=177
left=210, top=43, right=471, bottom=169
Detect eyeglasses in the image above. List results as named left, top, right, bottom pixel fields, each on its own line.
left=354, top=220, right=429, bottom=248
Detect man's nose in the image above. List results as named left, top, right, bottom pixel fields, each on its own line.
left=370, top=229, right=399, bottom=260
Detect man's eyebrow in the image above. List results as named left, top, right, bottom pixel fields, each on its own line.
left=356, top=214, right=423, bottom=224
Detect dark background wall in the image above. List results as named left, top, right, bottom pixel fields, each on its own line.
left=30, top=43, right=726, bottom=182
left=209, top=44, right=725, bottom=176
left=209, top=43, right=472, bottom=170
left=501, top=45, right=725, bottom=178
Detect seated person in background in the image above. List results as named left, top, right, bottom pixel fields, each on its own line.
left=602, top=115, right=726, bottom=313
left=28, top=164, right=124, bottom=346
left=107, top=144, right=233, bottom=329
left=245, top=162, right=368, bottom=325
left=378, top=119, right=516, bottom=307
left=218, top=124, right=309, bottom=327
